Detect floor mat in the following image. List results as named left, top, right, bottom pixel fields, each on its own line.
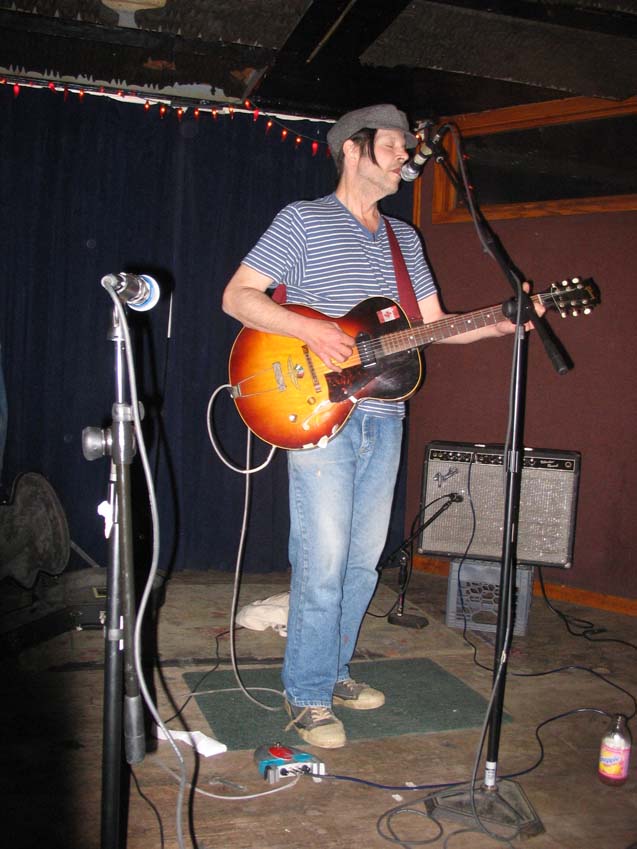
left=183, top=657, right=502, bottom=751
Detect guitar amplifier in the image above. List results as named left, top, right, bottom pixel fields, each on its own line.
left=418, top=441, right=580, bottom=568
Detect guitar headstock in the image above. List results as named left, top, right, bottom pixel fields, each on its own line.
left=543, top=277, right=600, bottom=318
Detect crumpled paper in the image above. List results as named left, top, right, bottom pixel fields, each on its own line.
left=235, top=591, right=289, bottom=636
left=155, top=726, right=227, bottom=757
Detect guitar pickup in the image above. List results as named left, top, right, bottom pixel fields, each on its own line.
left=356, top=332, right=376, bottom=367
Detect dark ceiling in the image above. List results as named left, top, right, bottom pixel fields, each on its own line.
left=0, top=0, right=636, bottom=123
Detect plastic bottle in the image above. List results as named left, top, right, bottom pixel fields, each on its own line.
left=598, top=713, right=631, bottom=786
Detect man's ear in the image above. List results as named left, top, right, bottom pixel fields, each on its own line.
left=342, top=138, right=359, bottom=162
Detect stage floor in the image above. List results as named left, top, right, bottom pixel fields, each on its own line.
left=3, top=566, right=636, bottom=849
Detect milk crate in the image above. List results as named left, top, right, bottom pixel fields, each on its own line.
left=446, top=559, right=534, bottom=636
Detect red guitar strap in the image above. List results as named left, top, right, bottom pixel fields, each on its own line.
left=384, top=218, right=421, bottom=321
left=271, top=283, right=287, bottom=303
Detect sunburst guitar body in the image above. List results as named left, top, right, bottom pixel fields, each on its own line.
left=227, top=279, right=599, bottom=450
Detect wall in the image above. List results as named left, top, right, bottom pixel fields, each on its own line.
left=407, top=172, right=637, bottom=598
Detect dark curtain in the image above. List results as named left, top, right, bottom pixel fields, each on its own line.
left=0, top=85, right=414, bottom=576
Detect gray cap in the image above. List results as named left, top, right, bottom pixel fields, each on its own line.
left=326, top=104, right=417, bottom=158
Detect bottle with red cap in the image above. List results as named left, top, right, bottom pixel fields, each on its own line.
left=598, top=714, right=631, bottom=786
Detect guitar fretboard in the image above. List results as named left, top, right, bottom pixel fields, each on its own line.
left=378, top=295, right=542, bottom=356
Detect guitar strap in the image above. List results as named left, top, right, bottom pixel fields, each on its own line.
left=271, top=283, right=287, bottom=303
left=384, top=217, right=422, bottom=321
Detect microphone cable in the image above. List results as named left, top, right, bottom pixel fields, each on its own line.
left=101, top=279, right=188, bottom=849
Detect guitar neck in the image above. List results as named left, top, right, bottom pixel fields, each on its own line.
left=383, top=294, right=542, bottom=354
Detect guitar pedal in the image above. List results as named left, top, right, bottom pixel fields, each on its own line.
left=254, top=743, right=325, bottom=783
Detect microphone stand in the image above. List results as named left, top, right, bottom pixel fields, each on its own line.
left=422, top=127, right=569, bottom=837
left=83, top=304, right=147, bottom=849
left=381, top=494, right=462, bottom=629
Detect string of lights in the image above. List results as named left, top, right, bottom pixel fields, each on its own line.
left=0, top=72, right=332, bottom=156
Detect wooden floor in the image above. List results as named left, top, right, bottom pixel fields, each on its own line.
left=2, top=566, right=637, bottom=849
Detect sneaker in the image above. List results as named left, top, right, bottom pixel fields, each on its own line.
left=332, top=678, right=385, bottom=710
left=284, top=700, right=346, bottom=748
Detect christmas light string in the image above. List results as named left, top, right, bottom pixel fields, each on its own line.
left=0, top=73, right=332, bottom=157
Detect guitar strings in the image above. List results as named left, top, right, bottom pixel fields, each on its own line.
left=311, top=301, right=523, bottom=377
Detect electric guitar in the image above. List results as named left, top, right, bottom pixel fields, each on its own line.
left=228, top=277, right=599, bottom=450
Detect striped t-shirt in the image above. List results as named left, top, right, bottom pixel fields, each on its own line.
left=242, top=192, right=437, bottom=417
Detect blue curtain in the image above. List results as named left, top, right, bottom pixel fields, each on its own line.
left=0, top=85, right=414, bottom=575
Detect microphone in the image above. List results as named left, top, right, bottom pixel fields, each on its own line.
left=400, top=141, right=433, bottom=182
left=102, top=273, right=160, bottom=312
left=449, top=493, right=464, bottom=502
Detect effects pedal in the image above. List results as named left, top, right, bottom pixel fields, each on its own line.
left=254, top=743, right=326, bottom=783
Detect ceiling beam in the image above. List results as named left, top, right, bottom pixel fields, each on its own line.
left=252, top=0, right=414, bottom=117
left=362, top=1, right=637, bottom=100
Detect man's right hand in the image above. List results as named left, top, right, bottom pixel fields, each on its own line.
left=300, top=318, right=355, bottom=372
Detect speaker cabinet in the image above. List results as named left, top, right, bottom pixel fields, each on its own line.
left=418, top=441, right=580, bottom=568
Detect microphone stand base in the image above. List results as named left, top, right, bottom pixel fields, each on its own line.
left=424, top=779, right=544, bottom=839
left=387, top=611, right=429, bottom=629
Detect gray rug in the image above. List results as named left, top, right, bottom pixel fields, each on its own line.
left=184, top=657, right=503, bottom=751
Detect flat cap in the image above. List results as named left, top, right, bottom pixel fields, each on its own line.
left=327, top=104, right=417, bottom=158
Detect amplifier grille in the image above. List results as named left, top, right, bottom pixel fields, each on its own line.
left=418, top=441, right=580, bottom=568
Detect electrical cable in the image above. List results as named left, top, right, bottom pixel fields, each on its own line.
left=368, top=493, right=462, bottom=620
left=226, top=428, right=283, bottom=711
left=205, top=383, right=284, bottom=710
left=536, top=568, right=637, bottom=649
left=505, top=706, right=610, bottom=780
left=372, top=444, right=526, bottom=845
left=160, top=629, right=230, bottom=724
left=511, top=665, right=636, bottom=719
left=373, top=416, right=526, bottom=842
left=157, top=758, right=302, bottom=801
left=324, top=696, right=622, bottom=792
left=206, top=383, right=276, bottom=475
left=377, top=802, right=444, bottom=847
left=131, top=766, right=165, bottom=849
left=372, top=608, right=523, bottom=847
left=372, top=708, right=616, bottom=847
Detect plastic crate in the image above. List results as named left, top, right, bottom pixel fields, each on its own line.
left=446, top=559, right=534, bottom=636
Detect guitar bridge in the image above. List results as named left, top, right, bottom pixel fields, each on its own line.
left=273, top=362, right=286, bottom=391
left=229, top=361, right=286, bottom=399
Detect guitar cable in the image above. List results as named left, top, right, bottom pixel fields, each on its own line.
left=206, top=383, right=277, bottom=475
left=205, top=384, right=284, bottom=711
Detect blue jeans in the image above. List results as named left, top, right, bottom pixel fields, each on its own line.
left=282, top=407, right=403, bottom=707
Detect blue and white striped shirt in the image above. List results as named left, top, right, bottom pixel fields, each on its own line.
left=242, top=192, right=437, bottom=417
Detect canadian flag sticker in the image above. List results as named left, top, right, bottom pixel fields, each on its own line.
left=377, top=305, right=400, bottom=324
